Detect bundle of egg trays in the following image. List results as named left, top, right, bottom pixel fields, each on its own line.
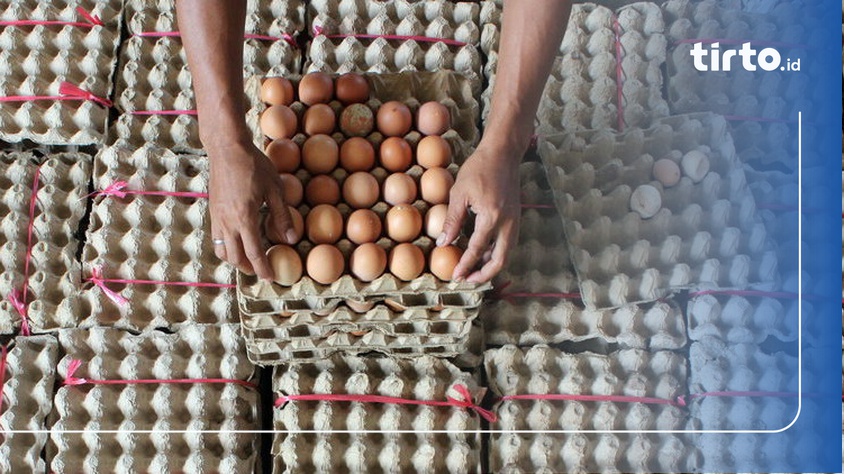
left=538, top=113, right=777, bottom=309
left=50, top=145, right=239, bottom=332
left=305, top=0, right=483, bottom=95
left=48, top=325, right=260, bottom=474
left=0, top=152, right=90, bottom=335
left=0, top=10, right=120, bottom=145
left=272, top=354, right=484, bottom=473
left=485, top=162, right=687, bottom=349
left=0, top=1, right=121, bottom=27
left=484, top=345, right=697, bottom=473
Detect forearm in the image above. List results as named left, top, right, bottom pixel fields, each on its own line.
left=176, top=0, right=250, bottom=150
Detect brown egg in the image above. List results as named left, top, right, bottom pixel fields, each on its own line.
left=266, top=244, right=302, bottom=285
left=416, top=135, right=452, bottom=169
left=339, top=103, right=375, bottom=137
left=388, top=243, right=425, bottom=281
left=306, top=244, right=345, bottom=284
left=260, top=77, right=295, bottom=106
left=302, top=134, right=339, bottom=174
left=424, top=203, right=448, bottom=239
left=386, top=205, right=422, bottom=242
left=265, top=206, right=304, bottom=244
left=306, top=204, right=344, bottom=244
left=429, top=245, right=462, bottom=281
left=653, top=158, right=681, bottom=187
left=305, top=175, right=340, bottom=206
left=346, top=209, right=382, bottom=244
left=416, top=101, right=451, bottom=135
left=376, top=101, right=412, bottom=137
left=303, top=103, right=336, bottom=136
left=298, top=72, right=334, bottom=105
left=342, top=172, right=380, bottom=209
left=420, top=167, right=454, bottom=204
left=350, top=242, right=386, bottom=281
left=265, top=138, right=300, bottom=173
left=335, top=73, right=370, bottom=104
left=260, top=105, right=297, bottom=139
left=379, top=137, right=412, bottom=172
left=278, top=173, right=303, bottom=207
left=340, top=137, right=375, bottom=172
left=383, top=173, right=417, bottom=205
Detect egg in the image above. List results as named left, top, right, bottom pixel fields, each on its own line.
left=346, top=208, right=382, bottom=244
left=653, top=158, right=681, bottom=187
left=416, top=101, right=450, bottom=135
left=339, top=103, right=374, bottom=137
left=424, top=203, right=448, bottom=238
left=306, top=244, right=345, bottom=284
left=340, top=137, right=375, bottom=172
left=386, top=205, right=422, bottom=242
left=305, top=175, right=340, bottom=206
left=420, top=167, right=453, bottom=204
left=630, top=184, right=662, bottom=219
left=278, top=173, right=303, bottom=207
left=260, top=105, right=297, bottom=139
left=302, top=134, right=339, bottom=174
left=681, top=150, right=710, bottom=183
left=388, top=243, right=425, bottom=281
left=306, top=204, right=344, bottom=244
left=376, top=101, right=412, bottom=137
left=335, top=73, right=370, bottom=104
left=303, top=103, right=336, bottom=135
left=298, top=72, right=334, bottom=105
left=379, top=137, right=412, bottom=172
left=265, top=206, right=304, bottom=244
left=350, top=242, right=386, bottom=281
left=342, top=171, right=380, bottom=208
left=265, top=138, right=300, bottom=173
left=429, top=245, right=462, bottom=281
left=266, top=244, right=302, bottom=285
left=260, top=77, right=295, bottom=106
left=416, top=135, right=452, bottom=169
left=383, top=173, right=417, bottom=205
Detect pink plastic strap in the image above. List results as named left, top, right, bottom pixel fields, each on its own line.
left=92, top=181, right=208, bottom=199
left=0, top=346, right=7, bottom=403
left=86, top=265, right=235, bottom=307
left=128, top=109, right=198, bottom=116
left=275, top=383, right=497, bottom=423
left=611, top=14, right=624, bottom=131
left=87, top=266, right=129, bottom=307
left=0, top=6, right=103, bottom=28
left=501, top=392, right=686, bottom=407
left=7, top=166, right=42, bottom=336
left=0, top=81, right=112, bottom=108
left=63, top=359, right=258, bottom=389
left=673, top=38, right=808, bottom=49
left=7, top=290, right=30, bottom=336
left=689, top=289, right=801, bottom=300
left=313, top=25, right=467, bottom=47
left=135, top=30, right=297, bottom=47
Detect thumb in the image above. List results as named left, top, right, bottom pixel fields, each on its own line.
left=438, top=197, right=468, bottom=247
left=266, top=183, right=296, bottom=244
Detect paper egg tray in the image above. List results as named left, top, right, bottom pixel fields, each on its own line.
left=0, top=1, right=122, bottom=27
left=0, top=152, right=36, bottom=333
left=478, top=1, right=498, bottom=125
left=687, top=292, right=797, bottom=343
left=539, top=112, right=777, bottom=309
left=484, top=345, right=697, bottom=473
left=272, top=354, right=482, bottom=473
left=48, top=325, right=259, bottom=474
left=0, top=23, right=119, bottom=146
left=0, top=335, right=58, bottom=474
left=730, top=120, right=800, bottom=173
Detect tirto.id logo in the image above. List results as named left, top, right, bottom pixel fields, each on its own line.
left=690, top=42, right=801, bottom=72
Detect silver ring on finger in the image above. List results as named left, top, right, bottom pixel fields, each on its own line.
left=212, top=238, right=226, bottom=245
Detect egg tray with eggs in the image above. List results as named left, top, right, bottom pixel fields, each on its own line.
left=49, top=325, right=260, bottom=474
left=0, top=21, right=120, bottom=146
left=0, top=335, right=59, bottom=474
left=687, top=291, right=798, bottom=344
left=1, top=1, right=122, bottom=27
left=538, top=112, right=778, bottom=310
left=484, top=345, right=697, bottom=473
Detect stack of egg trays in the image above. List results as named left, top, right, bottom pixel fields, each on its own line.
left=272, top=354, right=484, bottom=473
left=47, top=145, right=239, bottom=332
left=0, top=335, right=58, bottom=473
left=484, top=345, right=697, bottom=473
left=486, top=161, right=687, bottom=349
left=538, top=112, right=778, bottom=310
left=0, top=152, right=90, bottom=335
left=0, top=1, right=121, bottom=146
left=48, top=324, right=260, bottom=473
left=305, top=0, right=484, bottom=95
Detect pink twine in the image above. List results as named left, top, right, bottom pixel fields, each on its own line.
left=275, top=383, right=497, bottom=423
left=7, top=166, right=42, bottom=336
left=0, top=6, right=103, bottom=28
left=63, top=359, right=258, bottom=389
left=128, top=109, right=198, bottom=116
left=87, top=266, right=129, bottom=307
left=611, top=14, right=625, bottom=132
left=134, top=30, right=297, bottom=47
left=90, top=181, right=208, bottom=199
left=313, top=25, right=467, bottom=47
left=86, top=265, right=235, bottom=307
left=0, top=345, right=7, bottom=409
left=0, top=81, right=112, bottom=108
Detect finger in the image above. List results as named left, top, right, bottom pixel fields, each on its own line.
left=467, top=219, right=517, bottom=283
left=452, top=215, right=495, bottom=281
left=225, top=231, right=255, bottom=276
left=438, top=195, right=468, bottom=247
left=240, top=216, right=273, bottom=280
left=266, top=184, right=296, bottom=244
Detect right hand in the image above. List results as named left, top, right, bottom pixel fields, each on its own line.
left=207, top=140, right=295, bottom=280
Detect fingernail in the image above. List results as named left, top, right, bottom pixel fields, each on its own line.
left=285, top=229, right=298, bottom=244
left=436, top=233, right=447, bottom=247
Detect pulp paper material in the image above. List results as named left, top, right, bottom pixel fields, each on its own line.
left=0, top=152, right=36, bottom=332
left=0, top=335, right=58, bottom=474
left=687, top=292, right=797, bottom=343
left=93, top=145, right=209, bottom=194
left=0, top=1, right=122, bottom=27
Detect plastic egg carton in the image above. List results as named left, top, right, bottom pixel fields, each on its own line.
left=0, top=335, right=58, bottom=474
left=0, top=1, right=122, bottom=27
left=48, top=324, right=259, bottom=473
left=538, top=113, right=777, bottom=309
left=272, top=354, right=482, bottom=473
left=484, top=345, right=697, bottom=473
left=687, top=292, right=797, bottom=343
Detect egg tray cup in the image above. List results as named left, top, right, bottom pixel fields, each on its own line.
left=1, top=1, right=122, bottom=28
left=0, top=335, right=58, bottom=474
left=0, top=22, right=120, bottom=146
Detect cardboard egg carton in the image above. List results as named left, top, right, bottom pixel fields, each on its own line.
left=539, top=113, right=777, bottom=309
left=272, top=354, right=482, bottom=473
left=0, top=335, right=58, bottom=473
left=48, top=324, right=259, bottom=473
left=0, top=1, right=122, bottom=27
left=687, top=292, right=797, bottom=343
left=0, top=23, right=120, bottom=145
left=0, top=152, right=36, bottom=333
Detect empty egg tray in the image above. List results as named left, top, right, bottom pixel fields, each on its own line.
left=0, top=1, right=122, bottom=28
left=687, top=291, right=798, bottom=344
